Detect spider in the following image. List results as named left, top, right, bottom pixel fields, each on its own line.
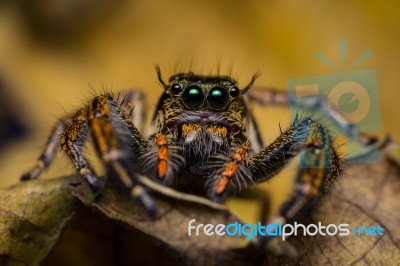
left=21, top=66, right=375, bottom=236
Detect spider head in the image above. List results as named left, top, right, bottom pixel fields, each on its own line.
left=166, top=72, right=241, bottom=112
left=153, top=66, right=260, bottom=175
left=153, top=66, right=260, bottom=137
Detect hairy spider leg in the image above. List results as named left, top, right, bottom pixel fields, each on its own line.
left=116, top=90, right=147, bottom=132
left=246, top=87, right=377, bottom=145
left=88, top=94, right=158, bottom=216
left=207, top=144, right=250, bottom=201
left=207, top=117, right=342, bottom=243
left=21, top=90, right=172, bottom=216
left=60, top=107, right=101, bottom=192
left=20, top=89, right=146, bottom=183
left=275, top=119, right=342, bottom=220
left=155, top=133, right=169, bottom=180
left=21, top=117, right=70, bottom=181
left=247, top=118, right=342, bottom=245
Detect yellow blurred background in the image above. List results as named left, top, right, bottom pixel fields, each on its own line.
left=0, top=1, right=399, bottom=222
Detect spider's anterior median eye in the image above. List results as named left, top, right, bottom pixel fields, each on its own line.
left=207, top=87, right=229, bottom=110
left=229, top=86, right=240, bottom=98
left=182, top=85, right=204, bottom=108
left=170, top=83, right=182, bottom=94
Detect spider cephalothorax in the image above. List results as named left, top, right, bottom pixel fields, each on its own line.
left=145, top=69, right=261, bottom=188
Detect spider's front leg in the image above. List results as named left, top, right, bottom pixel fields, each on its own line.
left=249, top=117, right=343, bottom=220
left=209, top=117, right=343, bottom=242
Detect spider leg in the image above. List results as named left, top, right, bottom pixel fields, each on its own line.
left=21, top=117, right=70, bottom=181
left=117, top=90, right=181, bottom=183
left=154, top=134, right=169, bottom=181
left=207, top=144, right=250, bottom=201
left=208, top=117, right=343, bottom=227
left=87, top=94, right=158, bottom=216
left=117, top=90, right=147, bottom=132
left=249, top=117, right=343, bottom=214
left=250, top=117, right=342, bottom=246
left=246, top=87, right=377, bottom=145
left=60, top=108, right=102, bottom=192
left=250, top=117, right=343, bottom=246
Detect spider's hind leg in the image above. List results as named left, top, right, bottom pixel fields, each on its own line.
left=246, top=87, right=377, bottom=145
left=21, top=107, right=105, bottom=195
left=21, top=117, right=70, bottom=181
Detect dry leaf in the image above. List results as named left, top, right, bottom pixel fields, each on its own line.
left=270, top=150, right=400, bottom=265
left=0, top=176, right=78, bottom=265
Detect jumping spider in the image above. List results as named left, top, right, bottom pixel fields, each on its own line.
left=21, top=66, right=375, bottom=241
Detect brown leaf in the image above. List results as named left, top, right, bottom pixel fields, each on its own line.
left=0, top=176, right=79, bottom=265
left=271, top=149, right=400, bottom=265
left=69, top=176, right=257, bottom=264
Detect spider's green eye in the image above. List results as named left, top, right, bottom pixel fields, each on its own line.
left=207, top=87, right=229, bottom=110
left=170, top=83, right=182, bottom=94
left=182, top=85, right=204, bottom=108
left=229, top=86, right=240, bottom=98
